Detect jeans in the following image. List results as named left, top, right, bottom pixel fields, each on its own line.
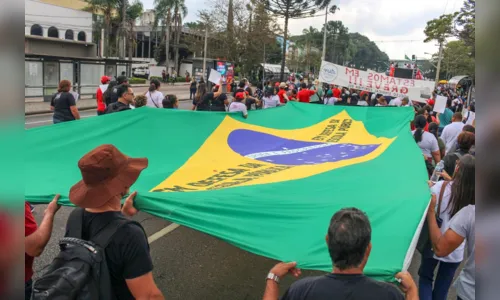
left=25, top=279, right=32, bottom=300
left=418, top=247, right=461, bottom=300
left=53, top=117, right=62, bottom=124
left=190, top=88, right=196, bottom=100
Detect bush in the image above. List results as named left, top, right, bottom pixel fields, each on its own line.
left=175, top=76, right=187, bottom=82
left=149, top=76, right=162, bottom=82
left=128, top=77, right=147, bottom=84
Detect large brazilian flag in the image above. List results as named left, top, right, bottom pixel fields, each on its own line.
left=25, top=102, right=430, bottom=281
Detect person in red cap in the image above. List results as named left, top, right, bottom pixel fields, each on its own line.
left=229, top=92, right=248, bottom=118
left=96, top=76, right=110, bottom=115
left=66, top=144, right=164, bottom=299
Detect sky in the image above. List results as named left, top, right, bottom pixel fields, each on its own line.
left=140, top=0, right=463, bottom=60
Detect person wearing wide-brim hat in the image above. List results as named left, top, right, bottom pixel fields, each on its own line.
left=67, top=144, right=164, bottom=299
left=277, top=82, right=290, bottom=104
left=70, top=144, right=148, bottom=209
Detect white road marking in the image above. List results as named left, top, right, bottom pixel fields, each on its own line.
left=148, top=223, right=181, bottom=244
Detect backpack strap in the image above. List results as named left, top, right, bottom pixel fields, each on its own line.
left=66, top=207, right=85, bottom=239
left=92, top=217, right=146, bottom=249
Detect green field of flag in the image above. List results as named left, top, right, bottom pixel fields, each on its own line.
left=25, top=103, right=430, bottom=281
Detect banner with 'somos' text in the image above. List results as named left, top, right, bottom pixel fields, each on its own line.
left=319, top=60, right=435, bottom=103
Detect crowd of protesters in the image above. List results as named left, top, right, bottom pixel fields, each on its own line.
left=38, top=74, right=475, bottom=300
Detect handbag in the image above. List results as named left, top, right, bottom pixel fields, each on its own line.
left=416, top=181, right=449, bottom=254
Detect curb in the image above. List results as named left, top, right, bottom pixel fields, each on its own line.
left=25, top=98, right=193, bottom=116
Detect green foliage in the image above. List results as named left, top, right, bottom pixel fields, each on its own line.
left=423, top=13, right=457, bottom=44
left=455, top=0, right=475, bottom=55
left=432, top=40, right=474, bottom=79
left=129, top=77, right=147, bottom=84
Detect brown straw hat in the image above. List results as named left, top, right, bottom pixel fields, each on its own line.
left=69, top=144, right=148, bottom=208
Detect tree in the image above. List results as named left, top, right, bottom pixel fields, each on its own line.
left=172, top=0, right=188, bottom=74
left=125, top=0, right=143, bottom=61
left=424, top=13, right=457, bottom=83
left=433, top=40, right=474, bottom=79
left=154, top=0, right=174, bottom=71
left=84, top=0, right=119, bottom=57
left=265, top=0, right=331, bottom=81
left=455, top=0, right=475, bottom=56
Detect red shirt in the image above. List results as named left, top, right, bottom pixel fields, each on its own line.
left=96, top=86, right=106, bottom=112
left=333, top=88, right=341, bottom=98
left=25, top=202, right=37, bottom=282
left=277, top=89, right=287, bottom=103
left=297, top=89, right=316, bottom=103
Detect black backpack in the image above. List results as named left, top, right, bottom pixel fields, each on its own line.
left=103, top=81, right=118, bottom=106
left=31, top=208, right=140, bottom=300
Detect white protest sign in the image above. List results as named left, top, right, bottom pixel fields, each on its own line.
left=208, top=69, right=222, bottom=84
left=433, top=95, right=447, bottom=114
left=319, top=60, right=435, bottom=103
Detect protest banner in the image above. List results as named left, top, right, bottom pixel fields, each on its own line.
left=319, top=60, right=435, bottom=103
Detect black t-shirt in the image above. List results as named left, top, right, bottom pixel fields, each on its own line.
left=51, top=92, right=76, bottom=122
left=190, top=81, right=197, bottom=89
left=196, top=93, right=211, bottom=111
left=65, top=211, right=153, bottom=300
left=106, top=101, right=131, bottom=114
left=199, top=92, right=227, bottom=111
left=281, top=274, right=404, bottom=300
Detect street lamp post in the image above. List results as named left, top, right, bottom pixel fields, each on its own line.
left=202, top=19, right=208, bottom=82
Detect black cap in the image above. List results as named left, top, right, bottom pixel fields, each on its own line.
left=117, top=75, right=128, bottom=84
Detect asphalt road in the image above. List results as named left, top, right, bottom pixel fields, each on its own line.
left=25, top=106, right=459, bottom=300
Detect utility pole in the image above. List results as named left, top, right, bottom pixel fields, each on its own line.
left=321, top=6, right=327, bottom=62
left=435, top=41, right=443, bottom=86
left=120, top=0, right=127, bottom=59
left=202, top=20, right=208, bottom=82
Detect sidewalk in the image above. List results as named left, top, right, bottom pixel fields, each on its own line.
left=25, top=82, right=191, bottom=115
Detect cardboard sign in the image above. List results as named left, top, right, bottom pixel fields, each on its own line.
left=319, top=60, right=435, bottom=103
left=208, top=69, right=222, bottom=84
left=433, top=95, right=448, bottom=114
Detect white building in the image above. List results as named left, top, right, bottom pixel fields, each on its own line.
left=25, top=0, right=93, bottom=43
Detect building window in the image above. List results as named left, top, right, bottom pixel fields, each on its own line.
left=48, top=26, right=59, bottom=38
left=65, top=29, right=74, bottom=40
left=30, top=24, right=43, bottom=36
left=77, top=31, right=86, bottom=42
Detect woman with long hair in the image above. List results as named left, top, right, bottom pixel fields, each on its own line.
left=50, top=80, right=80, bottom=124
left=193, top=82, right=208, bottom=110
left=440, top=131, right=475, bottom=179
left=145, top=79, right=164, bottom=108
left=189, top=78, right=197, bottom=101
left=413, top=115, right=441, bottom=165
left=420, top=154, right=475, bottom=300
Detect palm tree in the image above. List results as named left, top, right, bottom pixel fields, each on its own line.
left=154, top=0, right=174, bottom=73
left=84, top=0, right=119, bottom=57
left=301, top=26, right=319, bottom=73
left=171, top=0, right=188, bottom=75
left=125, top=0, right=144, bottom=61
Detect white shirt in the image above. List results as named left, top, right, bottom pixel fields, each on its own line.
left=324, top=97, right=336, bottom=105
left=357, top=100, right=368, bottom=106
left=441, top=121, right=465, bottom=152
left=229, top=101, right=248, bottom=117
left=431, top=181, right=466, bottom=263
left=465, top=111, right=475, bottom=125
left=412, top=130, right=439, bottom=157
left=389, top=97, right=402, bottom=106
left=146, top=91, right=164, bottom=108
left=99, top=84, right=109, bottom=94
left=263, top=95, right=280, bottom=109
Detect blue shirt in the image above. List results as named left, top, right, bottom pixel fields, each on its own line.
left=438, top=108, right=453, bottom=128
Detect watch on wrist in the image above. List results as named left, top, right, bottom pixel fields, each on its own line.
left=266, top=272, right=280, bottom=284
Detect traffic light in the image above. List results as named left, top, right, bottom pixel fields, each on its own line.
left=412, top=54, right=416, bottom=61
